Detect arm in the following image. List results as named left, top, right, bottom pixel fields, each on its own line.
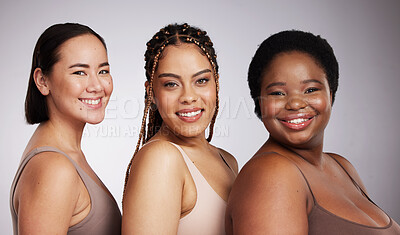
left=15, top=152, right=80, bottom=235
left=226, top=153, right=310, bottom=235
left=122, top=141, right=185, bottom=235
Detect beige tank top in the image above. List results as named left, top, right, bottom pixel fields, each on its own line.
left=168, top=142, right=228, bottom=235
left=10, top=146, right=121, bottom=235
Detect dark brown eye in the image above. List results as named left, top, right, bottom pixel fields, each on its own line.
left=164, top=82, right=178, bottom=87
left=196, top=78, right=209, bottom=85
left=305, top=87, right=319, bottom=94
left=269, top=91, right=285, bottom=96
left=73, top=71, right=86, bottom=76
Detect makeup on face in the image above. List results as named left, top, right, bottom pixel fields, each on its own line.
left=259, top=51, right=332, bottom=146
left=152, top=44, right=217, bottom=138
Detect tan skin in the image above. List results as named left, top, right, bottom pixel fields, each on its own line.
left=226, top=51, right=393, bottom=234
left=122, top=44, right=238, bottom=234
left=13, top=34, right=114, bottom=234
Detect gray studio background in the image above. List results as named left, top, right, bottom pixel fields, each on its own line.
left=1, top=0, right=399, bottom=233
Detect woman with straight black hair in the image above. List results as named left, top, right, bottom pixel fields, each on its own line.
left=10, top=23, right=121, bottom=235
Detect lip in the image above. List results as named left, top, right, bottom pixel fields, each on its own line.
left=176, top=108, right=204, bottom=123
left=278, top=114, right=315, bottom=131
left=79, top=97, right=102, bottom=109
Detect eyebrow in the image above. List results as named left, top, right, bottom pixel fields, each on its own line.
left=157, top=69, right=212, bottom=79
left=158, top=73, right=180, bottom=79
left=192, top=69, right=212, bottom=78
left=99, top=62, right=109, bottom=68
left=266, top=82, right=286, bottom=89
left=69, top=63, right=89, bottom=69
left=68, top=62, right=109, bottom=69
left=302, top=79, right=323, bottom=85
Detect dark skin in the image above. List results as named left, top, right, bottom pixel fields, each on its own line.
left=226, top=51, right=393, bottom=234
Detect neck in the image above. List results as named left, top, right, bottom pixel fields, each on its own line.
left=267, top=137, right=325, bottom=166
left=40, top=117, right=85, bottom=152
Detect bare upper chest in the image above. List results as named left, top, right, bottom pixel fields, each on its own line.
left=300, top=161, right=390, bottom=227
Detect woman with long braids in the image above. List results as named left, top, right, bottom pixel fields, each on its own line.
left=122, top=23, right=238, bottom=234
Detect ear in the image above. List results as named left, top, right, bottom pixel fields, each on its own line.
left=33, top=68, right=50, bottom=96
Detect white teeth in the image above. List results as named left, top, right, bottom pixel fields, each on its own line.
left=178, top=110, right=201, bottom=117
left=287, top=118, right=309, bottom=124
left=81, top=99, right=100, bottom=105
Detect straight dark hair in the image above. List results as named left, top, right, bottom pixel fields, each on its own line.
left=25, top=23, right=107, bottom=124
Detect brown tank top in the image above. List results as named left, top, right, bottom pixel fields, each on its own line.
left=298, top=154, right=400, bottom=234
left=10, top=146, right=122, bottom=235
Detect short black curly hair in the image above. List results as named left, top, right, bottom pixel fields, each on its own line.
left=248, top=30, right=339, bottom=119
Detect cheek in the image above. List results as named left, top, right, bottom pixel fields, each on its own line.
left=201, top=88, right=216, bottom=106
left=103, top=77, right=113, bottom=95
left=153, top=90, right=178, bottom=115
left=308, top=94, right=331, bottom=113
left=67, top=80, right=85, bottom=95
left=260, top=97, right=283, bottom=119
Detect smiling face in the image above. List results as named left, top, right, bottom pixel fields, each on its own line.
left=259, top=51, right=332, bottom=148
left=44, top=34, right=113, bottom=125
left=151, top=43, right=216, bottom=139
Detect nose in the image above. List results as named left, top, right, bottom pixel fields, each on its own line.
left=285, top=95, right=307, bottom=110
left=179, top=85, right=198, bottom=104
left=87, top=74, right=103, bottom=93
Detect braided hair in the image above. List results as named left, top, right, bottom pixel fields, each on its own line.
left=123, top=23, right=220, bottom=195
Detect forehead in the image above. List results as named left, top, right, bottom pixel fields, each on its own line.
left=57, top=34, right=107, bottom=61
left=157, top=43, right=211, bottom=70
left=262, top=51, right=327, bottom=83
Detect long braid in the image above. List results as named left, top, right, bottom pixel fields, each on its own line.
left=123, top=23, right=220, bottom=198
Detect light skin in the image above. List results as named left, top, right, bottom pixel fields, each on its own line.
left=226, top=51, right=392, bottom=234
left=122, top=43, right=238, bottom=234
left=14, top=34, right=113, bottom=234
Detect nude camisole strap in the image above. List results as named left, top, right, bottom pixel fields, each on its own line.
left=10, top=146, right=122, bottom=235
left=166, top=142, right=227, bottom=235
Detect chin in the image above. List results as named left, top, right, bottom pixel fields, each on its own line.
left=85, top=115, right=106, bottom=125
left=277, top=134, right=321, bottom=149
left=86, top=120, right=103, bottom=125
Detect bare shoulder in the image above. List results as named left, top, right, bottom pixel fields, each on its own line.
left=125, top=140, right=188, bottom=192
left=230, top=152, right=307, bottom=201
left=217, top=147, right=238, bottom=174
left=226, top=152, right=310, bottom=234
left=18, top=151, right=80, bottom=189
left=326, top=152, right=355, bottom=170
left=132, top=140, right=186, bottom=169
left=15, top=151, right=81, bottom=223
left=326, top=152, right=368, bottom=192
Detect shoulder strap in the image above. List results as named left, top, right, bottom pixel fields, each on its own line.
left=10, top=146, right=84, bottom=216
left=219, top=153, right=232, bottom=171
left=295, top=164, right=317, bottom=203
left=326, top=153, right=376, bottom=205
left=166, top=142, right=192, bottom=164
